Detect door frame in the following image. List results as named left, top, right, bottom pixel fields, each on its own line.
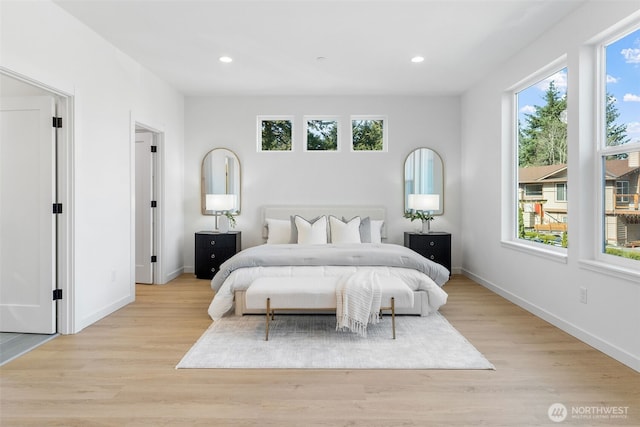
left=131, top=118, right=163, bottom=286
left=0, top=67, right=75, bottom=335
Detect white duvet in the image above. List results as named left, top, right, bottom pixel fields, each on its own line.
left=207, top=265, right=448, bottom=320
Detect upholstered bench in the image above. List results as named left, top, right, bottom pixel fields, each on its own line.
left=244, top=276, right=414, bottom=340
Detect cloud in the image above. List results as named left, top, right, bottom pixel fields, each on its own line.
left=606, top=74, right=619, bottom=84
left=536, top=70, right=567, bottom=92
left=520, top=105, right=536, bottom=114
left=627, top=121, right=640, bottom=135
left=621, top=48, right=640, bottom=64
left=623, top=93, right=640, bottom=102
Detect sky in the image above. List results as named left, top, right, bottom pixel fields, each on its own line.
left=517, top=27, right=640, bottom=145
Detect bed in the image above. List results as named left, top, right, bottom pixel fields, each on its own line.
left=207, top=205, right=450, bottom=321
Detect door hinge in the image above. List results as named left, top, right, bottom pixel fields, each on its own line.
left=53, top=289, right=63, bottom=300
left=151, top=255, right=157, bottom=263
left=52, top=203, right=63, bottom=214
left=151, top=200, right=157, bottom=208
left=150, top=145, right=157, bottom=153
left=52, top=117, right=62, bottom=128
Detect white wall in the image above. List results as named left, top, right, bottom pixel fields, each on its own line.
left=185, top=96, right=461, bottom=270
left=461, top=1, right=640, bottom=371
left=1, top=1, right=185, bottom=332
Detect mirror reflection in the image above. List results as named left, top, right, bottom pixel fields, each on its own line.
left=201, top=148, right=241, bottom=215
left=404, top=148, right=444, bottom=215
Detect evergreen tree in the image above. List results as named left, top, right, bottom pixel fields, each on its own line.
left=518, top=81, right=567, bottom=167
left=606, top=93, right=629, bottom=149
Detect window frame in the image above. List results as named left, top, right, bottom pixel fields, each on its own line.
left=501, top=57, right=569, bottom=262
left=256, top=115, right=295, bottom=152
left=555, top=183, right=567, bottom=202
left=349, top=115, right=388, bottom=152
left=303, top=116, right=340, bottom=152
left=592, top=23, right=640, bottom=273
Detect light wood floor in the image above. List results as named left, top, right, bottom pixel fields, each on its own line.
left=1, top=275, right=638, bottom=426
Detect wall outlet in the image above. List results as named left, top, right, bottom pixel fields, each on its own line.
left=579, top=286, right=588, bottom=304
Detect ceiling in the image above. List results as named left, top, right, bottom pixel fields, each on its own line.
left=54, top=0, right=586, bottom=96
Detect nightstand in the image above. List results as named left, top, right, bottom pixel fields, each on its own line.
left=404, top=231, right=451, bottom=273
left=195, top=231, right=241, bottom=280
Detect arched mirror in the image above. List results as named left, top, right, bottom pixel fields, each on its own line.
left=201, top=148, right=241, bottom=215
left=404, top=148, right=444, bottom=215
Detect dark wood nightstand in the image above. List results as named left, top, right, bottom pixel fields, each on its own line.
left=404, top=231, right=451, bottom=273
left=195, top=231, right=241, bottom=280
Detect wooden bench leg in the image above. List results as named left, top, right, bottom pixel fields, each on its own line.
left=391, top=297, right=396, bottom=340
left=265, top=297, right=270, bottom=341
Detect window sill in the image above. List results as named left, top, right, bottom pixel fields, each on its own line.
left=501, top=240, right=568, bottom=264
left=579, top=260, right=640, bottom=284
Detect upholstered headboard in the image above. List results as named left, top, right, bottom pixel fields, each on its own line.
left=262, top=205, right=386, bottom=240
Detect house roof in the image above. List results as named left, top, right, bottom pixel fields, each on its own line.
left=518, top=164, right=567, bottom=184
left=605, top=159, right=638, bottom=179
left=520, top=160, right=639, bottom=183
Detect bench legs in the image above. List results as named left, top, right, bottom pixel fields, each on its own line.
left=264, top=296, right=397, bottom=340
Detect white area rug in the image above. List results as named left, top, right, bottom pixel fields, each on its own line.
left=177, top=313, right=494, bottom=370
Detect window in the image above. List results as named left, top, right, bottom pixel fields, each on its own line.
left=600, top=27, right=640, bottom=262
left=351, top=116, right=387, bottom=151
left=616, top=181, right=630, bottom=204
left=257, top=116, right=293, bottom=151
left=556, top=183, right=567, bottom=202
left=304, top=117, right=339, bottom=151
left=525, top=184, right=543, bottom=197
left=515, top=66, right=568, bottom=246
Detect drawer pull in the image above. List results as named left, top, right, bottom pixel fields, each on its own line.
left=210, top=254, right=216, bottom=259
left=210, top=240, right=216, bottom=246
left=211, top=267, right=216, bottom=272
left=430, top=255, right=435, bottom=260
left=429, top=241, right=435, bottom=246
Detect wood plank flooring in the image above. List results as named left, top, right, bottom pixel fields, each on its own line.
left=1, top=274, right=638, bottom=426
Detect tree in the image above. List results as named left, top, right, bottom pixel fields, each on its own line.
left=261, top=120, right=292, bottom=151
left=307, top=120, right=337, bottom=151
left=518, top=81, right=567, bottom=167
left=352, top=119, right=383, bottom=151
left=606, top=93, right=629, bottom=154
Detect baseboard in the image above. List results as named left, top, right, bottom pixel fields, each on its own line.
left=75, top=294, right=135, bottom=333
left=163, top=267, right=185, bottom=284
left=461, top=268, right=640, bottom=373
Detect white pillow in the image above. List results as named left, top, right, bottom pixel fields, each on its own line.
left=266, top=218, right=291, bottom=244
left=295, top=215, right=328, bottom=244
left=370, top=220, right=384, bottom=244
left=329, top=216, right=361, bottom=244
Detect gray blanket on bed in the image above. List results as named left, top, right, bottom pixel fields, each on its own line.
left=210, top=243, right=450, bottom=292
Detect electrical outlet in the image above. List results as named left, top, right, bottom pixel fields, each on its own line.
left=579, top=286, right=588, bottom=304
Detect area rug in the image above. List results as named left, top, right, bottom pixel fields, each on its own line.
left=177, top=313, right=494, bottom=370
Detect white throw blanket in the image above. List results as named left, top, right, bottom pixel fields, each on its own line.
left=335, top=271, right=382, bottom=337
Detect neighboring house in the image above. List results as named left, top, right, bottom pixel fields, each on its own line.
left=518, top=163, right=568, bottom=232
left=605, top=153, right=640, bottom=247
left=519, top=153, right=640, bottom=247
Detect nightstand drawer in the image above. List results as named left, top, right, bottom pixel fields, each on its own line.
left=195, top=231, right=241, bottom=279
left=404, top=232, right=451, bottom=273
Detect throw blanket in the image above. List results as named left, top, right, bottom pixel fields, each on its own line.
left=335, top=271, right=382, bottom=337
left=211, top=243, right=450, bottom=293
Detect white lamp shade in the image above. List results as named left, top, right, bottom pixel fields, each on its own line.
left=206, top=194, right=236, bottom=212
left=408, top=194, right=439, bottom=211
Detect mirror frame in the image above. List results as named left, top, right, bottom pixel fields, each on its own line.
left=201, top=148, right=241, bottom=215
left=404, top=147, right=444, bottom=215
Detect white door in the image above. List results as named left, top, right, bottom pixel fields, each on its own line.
left=135, top=132, right=154, bottom=284
left=0, top=96, right=57, bottom=333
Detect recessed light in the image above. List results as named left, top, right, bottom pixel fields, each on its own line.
left=219, top=56, right=233, bottom=63
left=411, top=56, right=425, bottom=63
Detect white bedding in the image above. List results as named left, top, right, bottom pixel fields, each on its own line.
left=208, top=265, right=448, bottom=320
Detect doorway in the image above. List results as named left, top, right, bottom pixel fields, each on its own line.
left=134, top=125, right=159, bottom=284
left=0, top=71, right=71, bottom=335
